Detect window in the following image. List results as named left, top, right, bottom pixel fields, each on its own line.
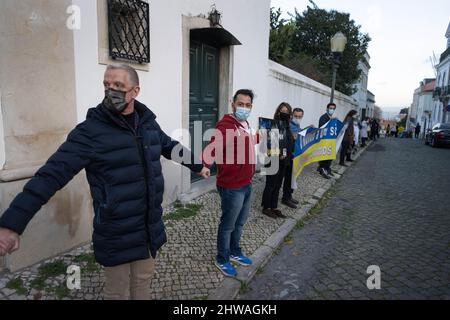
left=448, top=67, right=450, bottom=85
left=107, top=0, right=150, bottom=64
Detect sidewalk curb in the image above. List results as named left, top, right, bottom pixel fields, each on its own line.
left=207, top=141, right=373, bottom=300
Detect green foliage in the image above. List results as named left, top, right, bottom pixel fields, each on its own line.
left=74, top=253, right=101, bottom=273
left=47, top=284, right=70, bottom=300
left=270, top=5, right=371, bottom=96
left=38, top=260, right=68, bottom=278
left=238, top=280, right=250, bottom=294
left=164, top=202, right=203, bottom=221
left=6, top=278, right=28, bottom=296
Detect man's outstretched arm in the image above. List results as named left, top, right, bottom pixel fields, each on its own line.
left=158, top=124, right=210, bottom=179
left=0, top=123, right=93, bottom=255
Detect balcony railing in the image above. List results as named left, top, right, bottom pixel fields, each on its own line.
left=433, top=87, right=441, bottom=98
left=434, top=86, right=450, bottom=100
left=445, top=85, right=450, bottom=97
left=440, top=47, right=450, bottom=63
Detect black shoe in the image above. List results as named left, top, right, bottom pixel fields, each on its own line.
left=262, top=209, right=278, bottom=219
left=283, top=197, right=299, bottom=205
left=346, top=159, right=354, bottom=162
left=281, top=199, right=298, bottom=209
left=272, top=209, right=287, bottom=219
left=319, top=168, right=331, bottom=179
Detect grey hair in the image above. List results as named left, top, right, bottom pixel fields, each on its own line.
left=106, top=64, right=140, bottom=86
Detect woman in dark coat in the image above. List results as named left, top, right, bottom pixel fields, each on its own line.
left=261, top=102, right=294, bottom=219
left=340, top=110, right=358, bottom=166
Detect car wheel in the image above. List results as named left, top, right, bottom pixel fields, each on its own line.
left=431, top=138, right=438, bottom=148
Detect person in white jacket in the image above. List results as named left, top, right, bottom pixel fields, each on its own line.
left=353, top=120, right=360, bottom=154
left=361, top=118, right=369, bottom=147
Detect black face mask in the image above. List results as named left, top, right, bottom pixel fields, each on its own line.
left=103, top=88, right=131, bottom=114
left=279, top=112, right=291, bottom=121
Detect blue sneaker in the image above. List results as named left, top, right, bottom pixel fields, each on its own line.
left=230, top=255, right=253, bottom=266
left=215, top=261, right=237, bottom=277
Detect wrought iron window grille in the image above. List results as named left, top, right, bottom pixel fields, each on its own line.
left=107, top=0, right=150, bottom=64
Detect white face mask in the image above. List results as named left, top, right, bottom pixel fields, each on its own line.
left=328, top=109, right=335, bottom=116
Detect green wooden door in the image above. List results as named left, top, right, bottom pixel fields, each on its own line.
left=189, top=41, right=219, bottom=182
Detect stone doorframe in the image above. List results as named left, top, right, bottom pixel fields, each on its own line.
left=179, top=15, right=235, bottom=201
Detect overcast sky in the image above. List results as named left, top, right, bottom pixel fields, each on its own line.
left=271, top=0, right=450, bottom=112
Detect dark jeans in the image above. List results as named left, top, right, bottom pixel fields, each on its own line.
left=340, top=141, right=351, bottom=164
left=262, top=161, right=288, bottom=209
left=318, top=160, right=332, bottom=173
left=282, top=161, right=294, bottom=201
left=361, top=137, right=368, bottom=147
left=217, top=185, right=252, bottom=264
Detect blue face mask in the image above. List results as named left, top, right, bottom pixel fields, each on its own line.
left=235, top=107, right=251, bottom=121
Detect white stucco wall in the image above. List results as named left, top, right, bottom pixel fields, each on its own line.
left=0, top=90, right=5, bottom=169
left=267, top=61, right=357, bottom=126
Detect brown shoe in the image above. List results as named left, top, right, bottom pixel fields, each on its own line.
left=262, top=209, right=278, bottom=219
left=272, top=209, right=287, bottom=219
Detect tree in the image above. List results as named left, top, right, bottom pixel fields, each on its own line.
left=374, top=106, right=383, bottom=120
left=269, top=4, right=371, bottom=96
left=269, top=8, right=295, bottom=62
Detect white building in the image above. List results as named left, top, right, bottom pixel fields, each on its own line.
left=407, top=87, right=420, bottom=129
left=0, top=0, right=357, bottom=271
left=432, top=22, right=450, bottom=125
left=417, top=79, right=436, bottom=136
left=352, top=52, right=371, bottom=119
left=366, top=90, right=375, bottom=118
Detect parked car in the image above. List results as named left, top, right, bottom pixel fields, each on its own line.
left=425, top=123, right=450, bottom=147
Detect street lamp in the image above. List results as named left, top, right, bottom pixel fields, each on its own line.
left=208, top=5, right=222, bottom=27
left=330, top=32, right=347, bottom=104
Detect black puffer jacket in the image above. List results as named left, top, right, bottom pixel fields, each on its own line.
left=0, top=101, right=202, bottom=267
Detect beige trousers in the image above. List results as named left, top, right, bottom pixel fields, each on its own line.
left=103, top=256, right=156, bottom=300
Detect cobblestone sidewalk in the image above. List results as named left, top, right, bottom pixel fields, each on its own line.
left=0, top=144, right=370, bottom=300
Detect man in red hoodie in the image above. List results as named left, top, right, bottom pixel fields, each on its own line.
left=202, top=89, right=259, bottom=277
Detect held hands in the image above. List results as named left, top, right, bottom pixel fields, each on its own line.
left=0, top=228, right=20, bottom=256
left=197, top=167, right=211, bottom=179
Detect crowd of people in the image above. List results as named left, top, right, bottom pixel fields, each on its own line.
left=0, top=64, right=388, bottom=299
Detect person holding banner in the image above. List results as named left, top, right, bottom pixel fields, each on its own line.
left=281, top=108, right=305, bottom=209
left=261, top=103, right=295, bottom=219
left=318, top=103, right=337, bottom=179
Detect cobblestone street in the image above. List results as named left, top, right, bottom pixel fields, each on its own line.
left=239, top=139, right=450, bottom=300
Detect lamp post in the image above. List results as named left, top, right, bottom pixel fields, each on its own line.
left=330, top=32, right=347, bottom=104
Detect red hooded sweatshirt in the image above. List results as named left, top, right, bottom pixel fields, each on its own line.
left=202, top=114, right=260, bottom=189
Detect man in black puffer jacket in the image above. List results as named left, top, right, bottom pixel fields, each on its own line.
left=0, top=64, right=210, bottom=299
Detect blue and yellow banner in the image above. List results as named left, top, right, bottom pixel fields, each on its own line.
left=293, top=119, right=346, bottom=178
